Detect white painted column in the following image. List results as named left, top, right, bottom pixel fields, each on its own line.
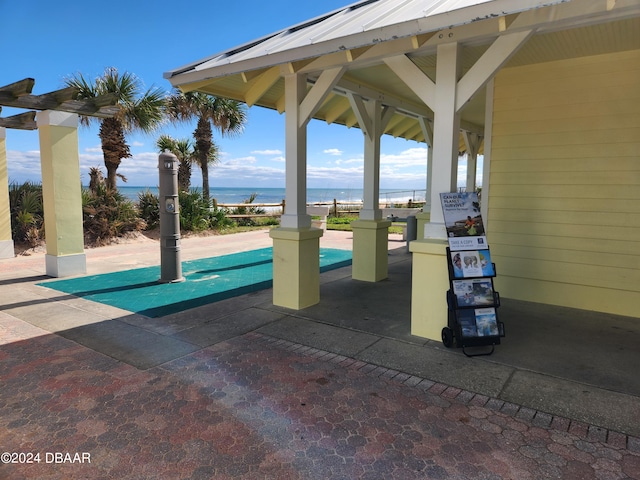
left=481, top=79, right=495, bottom=229
left=270, top=73, right=321, bottom=309
left=351, top=99, right=392, bottom=282
left=416, top=117, right=433, bottom=239
left=0, top=127, right=14, bottom=258
left=360, top=99, right=382, bottom=221
left=424, top=41, right=462, bottom=239
left=464, top=131, right=482, bottom=192
left=411, top=42, right=462, bottom=341
left=37, top=111, right=86, bottom=277
left=280, top=73, right=311, bottom=229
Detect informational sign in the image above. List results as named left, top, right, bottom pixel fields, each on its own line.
left=440, top=192, right=487, bottom=250
left=449, top=249, right=495, bottom=278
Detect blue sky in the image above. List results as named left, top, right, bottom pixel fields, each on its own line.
left=1, top=1, right=476, bottom=189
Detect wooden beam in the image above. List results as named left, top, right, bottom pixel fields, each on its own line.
left=0, top=78, right=35, bottom=97
left=0, top=111, right=37, bottom=130
left=456, top=29, right=534, bottom=112
left=245, top=66, right=281, bottom=107
left=347, top=92, right=372, bottom=138
left=383, top=54, right=436, bottom=110
left=299, top=66, right=346, bottom=128
left=0, top=86, right=119, bottom=119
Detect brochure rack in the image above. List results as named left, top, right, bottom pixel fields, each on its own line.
left=442, top=247, right=505, bottom=356
left=439, top=192, right=505, bottom=357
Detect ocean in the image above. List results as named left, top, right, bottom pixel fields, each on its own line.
left=119, top=186, right=426, bottom=206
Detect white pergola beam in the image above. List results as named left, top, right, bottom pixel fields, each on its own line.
left=456, top=29, right=534, bottom=112
left=384, top=54, right=436, bottom=109
left=298, top=66, right=346, bottom=128
left=347, top=92, right=372, bottom=138
left=244, top=66, right=281, bottom=107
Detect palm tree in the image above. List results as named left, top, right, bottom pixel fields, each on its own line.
left=165, top=90, right=247, bottom=202
left=65, top=67, right=166, bottom=190
left=156, top=135, right=199, bottom=192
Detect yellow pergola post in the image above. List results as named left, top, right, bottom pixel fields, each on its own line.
left=410, top=239, right=450, bottom=340
left=351, top=220, right=391, bottom=282
left=0, top=127, right=14, bottom=259
left=37, top=111, right=86, bottom=277
left=270, top=228, right=323, bottom=309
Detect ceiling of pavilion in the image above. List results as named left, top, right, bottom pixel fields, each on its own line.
left=165, top=0, right=640, bottom=150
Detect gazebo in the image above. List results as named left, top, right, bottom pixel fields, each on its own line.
left=165, top=0, right=640, bottom=340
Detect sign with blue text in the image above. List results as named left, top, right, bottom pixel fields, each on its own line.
left=440, top=192, right=487, bottom=250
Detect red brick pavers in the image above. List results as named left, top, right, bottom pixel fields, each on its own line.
left=1, top=315, right=639, bottom=479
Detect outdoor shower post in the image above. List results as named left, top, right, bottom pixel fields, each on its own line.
left=158, top=151, right=184, bottom=283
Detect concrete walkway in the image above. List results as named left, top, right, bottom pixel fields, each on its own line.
left=1, top=229, right=639, bottom=479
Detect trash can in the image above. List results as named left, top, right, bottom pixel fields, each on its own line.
left=406, top=215, right=417, bottom=253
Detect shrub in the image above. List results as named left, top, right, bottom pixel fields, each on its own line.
left=9, top=181, right=44, bottom=248
left=227, top=193, right=268, bottom=226
left=137, top=189, right=160, bottom=230
left=178, top=190, right=212, bottom=232
left=83, top=185, right=145, bottom=246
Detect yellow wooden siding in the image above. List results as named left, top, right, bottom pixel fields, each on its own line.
left=489, top=49, right=640, bottom=317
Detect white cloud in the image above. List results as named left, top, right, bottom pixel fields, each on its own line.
left=335, top=157, right=363, bottom=166
left=84, top=146, right=102, bottom=153
left=251, top=149, right=283, bottom=155
left=6, top=150, right=41, bottom=181
left=323, top=148, right=343, bottom=156
left=380, top=147, right=428, bottom=168
left=131, top=141, right=144, bottom=147
left=224, top=156, right=257, bottom=165
left=271, top=156, right=285, bottom=163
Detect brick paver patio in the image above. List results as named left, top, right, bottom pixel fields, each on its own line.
left=1, top=313, right=638, bottom=479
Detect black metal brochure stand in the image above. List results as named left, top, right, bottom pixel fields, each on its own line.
left=442, top=247, right=505, bottom=357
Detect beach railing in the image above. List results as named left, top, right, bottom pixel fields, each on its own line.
left=213, top=198, right=425, bottom=221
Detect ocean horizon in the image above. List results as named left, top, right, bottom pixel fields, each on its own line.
left=117, top=186, right=427, bottom=206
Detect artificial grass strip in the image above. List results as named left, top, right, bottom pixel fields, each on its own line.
left=38, top=248, right=352, bottom=317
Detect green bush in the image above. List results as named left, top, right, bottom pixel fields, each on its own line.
left=178, top=190, right=213, bottom=232
left=137, top=189, right=232, bottom=233
left=9, top=181, right=44, bottom=247
left=226, top=193, right=268, bottom=226
left=137, top=189, right=160, bottom=230
left=83, top=185, right=145, bottom=245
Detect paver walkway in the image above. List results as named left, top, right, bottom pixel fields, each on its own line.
left=1, top=230, right=639, bottom=479
left=1, top=313, right=638, bottom=479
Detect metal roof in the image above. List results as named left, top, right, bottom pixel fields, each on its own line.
left=165, top=0, right=640, bottom=147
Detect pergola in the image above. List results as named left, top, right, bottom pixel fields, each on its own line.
left=165, top=0, right=639, bottom=339
left=0, top=78, right=118, bottom=275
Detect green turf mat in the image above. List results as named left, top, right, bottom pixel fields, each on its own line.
left=38, top=247, right=352, bottom=317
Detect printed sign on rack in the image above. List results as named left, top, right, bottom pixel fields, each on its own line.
left=440, top=192, right=487, bottom=250
left=449, top=250, right=495, bottom=278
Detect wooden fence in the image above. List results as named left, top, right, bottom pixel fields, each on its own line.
left=213, top=199, right=425, bottom=219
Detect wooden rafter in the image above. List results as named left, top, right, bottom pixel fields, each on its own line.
left=0, top=78, right=120, bottom=129
left=0, top=111, right=37, bottom=130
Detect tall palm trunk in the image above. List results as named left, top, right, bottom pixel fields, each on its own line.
left=99, top=117, right=131, bottom=190
left=194, top=117, right=213, bottom=202
left=178, top=161, right=192, bottom=192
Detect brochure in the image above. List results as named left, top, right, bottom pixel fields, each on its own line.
left=449, top=250, right=495, bottom=278
left=457, top=307, right=499, bottom=338
left=452, top=279, right=495, bottom=306
left=440, top=192, right=487, bottom=250
left=475, top=308, right=499, bottom=336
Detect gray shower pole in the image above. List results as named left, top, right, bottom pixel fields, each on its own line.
left=158, top=150, right=184, bottom=283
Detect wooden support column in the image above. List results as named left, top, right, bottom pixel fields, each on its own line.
left=386, top=30, right=533, bottom=340
left=415, top=117, right=433, bottom=240
left=349, top=96, right=393, bottom=281
left=0, top=127, right=13, bottom=258
left=463, top=131, right=482, bottom=192
left=279, top=73, right=311, bottom=230
left=37, top=111, right=86, bottom=277
left=270, top=67, right=345, bottom=308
